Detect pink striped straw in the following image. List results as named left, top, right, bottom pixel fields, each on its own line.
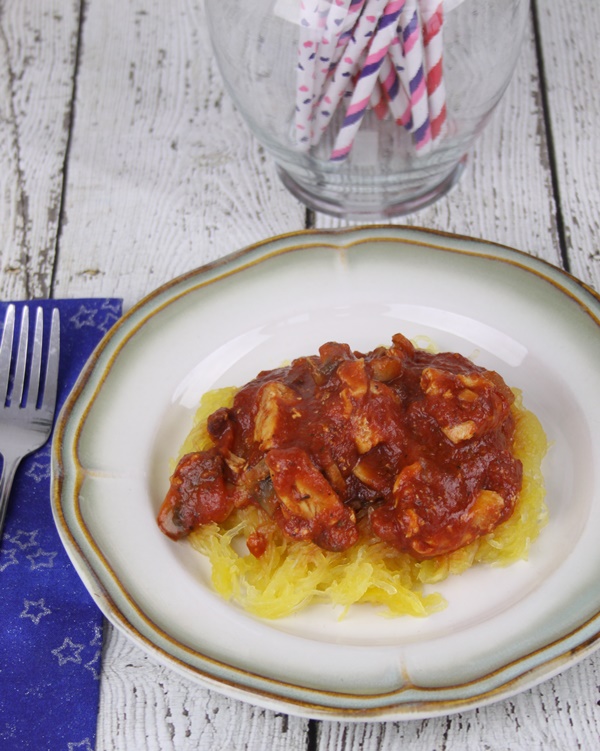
left=312, top=0, right=388, bottom=144
left=388, top=34, right=412, bottom=114
left=378, top=52, right=412, bottom=126
left=398, top=0, right=432, bottom=152
left=419, top=0, right=446, bottom=141
left=330, top=0, right=406, bottom=161
left=370, top=79, right=389, bottom=120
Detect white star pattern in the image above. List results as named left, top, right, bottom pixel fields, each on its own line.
left=97, top=311, right=120, bottom=333
left=70, top=305, right=97, bottom=329
left=52, top=637, right=85, bottom=666
left=101, top=299, right=121, bottom=314
left=6, top=529, right=38, bottom=549
left=90, top=624, right=103, bottom=647
left=26, top=548, right=57, bottom=570
left=24, top=459, right=51, bottom=483
left=0, top=547, right=19, bottom=572
left=67, top=738, right=93, bottom=751
left=84, top=650, right=102, bottom=680
left=20, top=598, right=52, bottom=625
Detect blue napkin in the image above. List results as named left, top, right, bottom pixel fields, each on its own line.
left=0, top=299, right=122, bottom=751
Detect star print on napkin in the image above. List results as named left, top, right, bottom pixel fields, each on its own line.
left=0, top=299, right=122, bottom=751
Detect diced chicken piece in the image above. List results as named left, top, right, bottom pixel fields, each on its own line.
left=349, top=380, right=403, bottom=455
left=338, top=358, right=368, bottom=397
left=368, top=353, right=404, bottom=382
left=420, top=366, right=514, bottom=444
left=466, top=489, right=507, bottom=532
left=442, top=420, right=477, bottom=443
left=318, top=341, right=353, bottom=372
left=253, top=381, right=299, bottom=450
left=352, top=411, right=383, bottom=454
left=264, top=447, right=358, bottom=547
left=390, top=333, right=416, bottom=360
left=265, top=447, right=342, bottom=523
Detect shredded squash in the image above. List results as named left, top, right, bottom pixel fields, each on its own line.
left=183, top=384, right=549, bottom=619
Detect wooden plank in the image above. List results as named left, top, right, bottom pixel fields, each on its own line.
left=316, top=652, right=600, bottom=750
left=0, top=0, right=79, bottom=299
left=533, top=0, right=600, bottom=290
left=96, top=626, right=309, bottom=751
left=52, top=0, right=305, bottom=310
left=55, top=1, right=308, bottom=747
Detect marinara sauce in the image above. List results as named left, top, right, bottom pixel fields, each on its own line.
left=158, top=334, right=523, bottom=560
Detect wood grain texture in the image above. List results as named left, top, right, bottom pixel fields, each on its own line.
left=533, top=0, right=600, bottom=289
left=55, top=1, right=305, bottom=748
left=316, top=654, right=600, bottom=751
left=97, top=625, right=309, bottom=751
left=0, top=0, right=79, bottom=299
left=53, top=0, right=305, bottom=309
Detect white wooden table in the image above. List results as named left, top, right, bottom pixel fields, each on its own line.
left=2, top=1, right=600, bottom=748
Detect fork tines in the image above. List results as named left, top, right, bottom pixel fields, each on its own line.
left=0, top=304, right=60, bottom=414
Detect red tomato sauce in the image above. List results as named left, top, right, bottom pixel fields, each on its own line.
left=158, top=334, right=522, bottom=560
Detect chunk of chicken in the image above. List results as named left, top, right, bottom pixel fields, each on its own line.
left=420, top=366, right=514, bottom=444
left=265, top=447, right=357, bottom=549
left=253, top=381, right=300, bottom=450
left=370, top=456, right=518, bottom=559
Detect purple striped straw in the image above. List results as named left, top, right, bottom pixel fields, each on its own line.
left=330, top=0, right=406, bottom=161
left=399, top=0, right=432, bottom=152
left=378, top=53, right=412, bottom=126
left=312, top=0, right=388, bottom=144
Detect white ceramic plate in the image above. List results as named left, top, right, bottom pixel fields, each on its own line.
left=52, top=226, right=600, bottom=721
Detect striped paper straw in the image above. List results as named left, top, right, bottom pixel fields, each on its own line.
left=312, top=0, right=388, bottom=144
left=370, top=79, right=389, bottom=120
left=330, top=0, right=406, bottom=161
left=388, top=33, right=411, bottom=112
left=419, top=0, right=446, bottom=141
left=378, top=52, right=412, bottom=126
left=294, top=0, right=328, bottom=149
left=398, top=0, right=431, bottom=152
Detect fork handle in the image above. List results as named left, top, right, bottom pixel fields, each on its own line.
left=0, top=455, right=22, bottom=543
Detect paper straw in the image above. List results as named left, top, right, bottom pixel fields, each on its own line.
left=330, top=0, right=406, bottom=161
left=313, top=0, right=352, bottom=98
left=320, top=0, right=367, bottom=77
left=378, top=52, right=412, bottom=126
left=398, top=0, right=431, bottom=152
left=388, top=33, right=411, bottom=108
left=294, top=0, right=328, bottom=149
left=419, top=0, right=446, bottom=141
left=312, top=0, right=388, bottom=144
left=330, top=0, right=368, bottom=67
left=370, top=79, right=389, bottom=120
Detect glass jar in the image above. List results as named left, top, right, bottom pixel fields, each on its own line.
left=205, top=0, right=530, bottom=219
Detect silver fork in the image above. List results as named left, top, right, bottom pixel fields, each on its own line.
left=0, top=304, right=60, bottom=540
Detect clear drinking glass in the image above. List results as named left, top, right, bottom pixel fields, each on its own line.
left=205, top=0, right=530, bottom=219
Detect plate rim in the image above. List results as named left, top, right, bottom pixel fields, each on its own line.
left=51, top=224, right=600, bottom=720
